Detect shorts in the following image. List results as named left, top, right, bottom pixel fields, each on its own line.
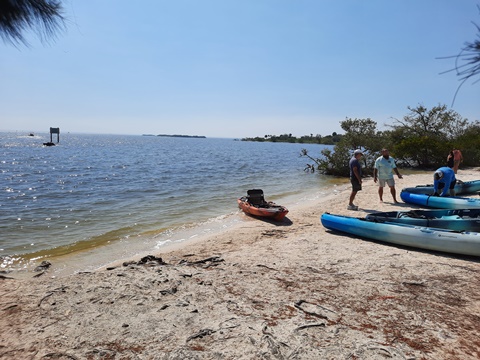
left=350, top=177, right=362, bottom=192
left=378, top=178, right=395, bottom=187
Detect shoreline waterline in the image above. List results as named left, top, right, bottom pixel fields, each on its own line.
left=1, top=133, right=339, bottom=274
left=3, top=179, right=348, bottom=279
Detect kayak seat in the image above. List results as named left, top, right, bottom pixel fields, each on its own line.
left=400, top=211, right=428, bottom=219
left=247, top=189, right=268, bottom=207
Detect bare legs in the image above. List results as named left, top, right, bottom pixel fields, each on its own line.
left=349, top=191, right=357, bottom=206
left=378, top=186, right=398, bottom=203
left=453, top=160, right=460, bottom=174
left=390, top=186, right=398, bottom=203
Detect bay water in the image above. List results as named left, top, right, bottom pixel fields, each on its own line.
left=1, top=132, right=341, bottom=275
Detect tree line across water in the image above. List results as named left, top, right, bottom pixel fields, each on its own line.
left=244, top=104, right=480, bottom=177
left=241, top=133, right=343, bottom=145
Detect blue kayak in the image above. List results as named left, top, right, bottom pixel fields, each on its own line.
left=400, top=191, right=480, bottom=209
left=402, top=180, right=480, bottom=196
left=321, top=212, right=480, bottom=256
left=365, top=209, right=480, bottom=231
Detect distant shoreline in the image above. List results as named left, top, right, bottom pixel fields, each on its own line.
left=142, top=134, right=206, bottom=138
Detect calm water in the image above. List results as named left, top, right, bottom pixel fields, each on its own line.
left=1, top=132, right=339, bottom=275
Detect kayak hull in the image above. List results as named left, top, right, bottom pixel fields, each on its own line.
left=321, top=213, right=480, bottom=256
left=402, top=180, right=480, bottom=196
left=238, top=198, right=288, bottom=221
left=400, top=191, right=480, bottom=209
left=366, top=209, right=480, bottom=231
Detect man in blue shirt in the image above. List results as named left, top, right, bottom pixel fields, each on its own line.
left=433, top=166, right=457, bottom=197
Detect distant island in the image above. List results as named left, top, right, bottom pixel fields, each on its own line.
left=142, top=134, right=206, bottom=138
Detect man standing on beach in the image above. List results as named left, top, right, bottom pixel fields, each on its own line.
left=374, top=149, right=402, bottom=203
left=348, top=149, right=363, bottom=210
left=453, top=148, right=463, bottom=174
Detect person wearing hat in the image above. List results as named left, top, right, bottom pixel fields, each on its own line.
left=433, top=166, right=457, bottom=196
left=373, top=148, right=403, bottom=203
left=348, top=149, right=363, bottom=210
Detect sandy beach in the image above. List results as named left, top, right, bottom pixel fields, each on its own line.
left=1, top=169, right=480, bottom=360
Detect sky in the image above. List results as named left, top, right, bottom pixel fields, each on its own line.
left=1, top=0, right=479, bottom=138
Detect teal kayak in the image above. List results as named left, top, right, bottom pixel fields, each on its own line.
left=321, top=212, right=480, bottom=256
left=402, top=180, right=480, bottom=196
left=400, top=191, right=480, bottom=209
left=365, top=209, right=480, bottom=231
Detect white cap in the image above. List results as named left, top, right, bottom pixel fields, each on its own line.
left=354, top=149, right=363, bottom=155
left=434, top=170, right=444, bottom=180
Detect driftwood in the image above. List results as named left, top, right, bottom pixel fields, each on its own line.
left=2, top=304, right=18, bottom=311
left=137, top=255, right=166, bottom=265
left=402, top=281, right=426, bottom=287
left=38, top=292, right=53, bottom=307
left=42, top=352, right=80, bottom=360
left=294, top=300, right=329, bottom=319
left=295, top=323, right=326, bottom=331
left=256, top=264, right=278, bottom=271
left=180, top=256, right=224, bottom=268
left=190, top=256, right=223, bottom=265
left=34, top=261, right=52, bottom=272
left=122, top=255, right=167, bottom=267
left=186, top=328, right=216, bottom=342
left=38, top=286, right=68, bottom=307
left=159, top=286, right=178, bottom=296
left=32, top=261, right=52, bottom=277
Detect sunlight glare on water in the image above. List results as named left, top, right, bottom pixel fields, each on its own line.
left=0, top=132, right=336, bottom=274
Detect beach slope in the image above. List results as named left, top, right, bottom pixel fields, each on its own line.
left=1, top=169, right=480, bottom=359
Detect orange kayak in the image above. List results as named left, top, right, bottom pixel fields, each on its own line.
left=237, top=195, right=289, bottom=222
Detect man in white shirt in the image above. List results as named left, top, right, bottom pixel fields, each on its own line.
left=374, top=149, right=403, bottom=203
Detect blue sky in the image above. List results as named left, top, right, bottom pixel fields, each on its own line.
left=1, top=0, right=479, bottom=138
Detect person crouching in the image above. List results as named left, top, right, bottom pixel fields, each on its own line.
left=433, top=167, right=456, bottom=197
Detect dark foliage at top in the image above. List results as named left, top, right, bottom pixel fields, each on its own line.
left=0, top=0, right=64, bottom=45
left=441, top=5, right=480, bottom=105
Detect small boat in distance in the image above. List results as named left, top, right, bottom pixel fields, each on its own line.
left=238, top=189, right=289, bottom=221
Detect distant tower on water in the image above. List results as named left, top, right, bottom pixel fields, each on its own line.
left=50, top=127, right=60, bottom=143
left=44, top=127, right=60, bottom=146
